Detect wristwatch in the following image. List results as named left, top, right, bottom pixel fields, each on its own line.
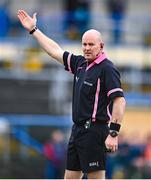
left=109, top=130, right=119, bottom=137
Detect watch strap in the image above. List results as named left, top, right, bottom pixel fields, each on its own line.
left=29, top=27, right=38, bottom=34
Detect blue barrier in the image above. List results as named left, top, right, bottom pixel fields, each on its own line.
left=0, top=114, right=72, bottom=127
left=125, top=92, right=151, bottom=106
left=12, top=126, right=43, bottom=154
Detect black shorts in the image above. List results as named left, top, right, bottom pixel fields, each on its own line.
left=66, top=121, right=109, bottom=173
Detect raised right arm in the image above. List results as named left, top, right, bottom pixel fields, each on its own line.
left=17, top=10, right=64, bottom=64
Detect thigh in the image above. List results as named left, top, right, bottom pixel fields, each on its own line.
left=64, top=170, right=83, bottom=179
left=66, top=126, right=81, bottom=171
left=87, top=170, right=105, bottom=179
left=76, top=124, right=109, bottom=173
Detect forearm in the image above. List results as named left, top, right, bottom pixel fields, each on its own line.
left=32, top=28, right=64, bottom=64
left=111, top=97, right=126, bottom=125
left=105, top=97, right=126, bottom=151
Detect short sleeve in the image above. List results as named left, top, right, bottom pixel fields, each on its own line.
left=63, top=51, right=85, bottom=74
left=104, top=65, right=124, bottom=100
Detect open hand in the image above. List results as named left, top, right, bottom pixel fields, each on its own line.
left=17, top=10, right=37, bottom=32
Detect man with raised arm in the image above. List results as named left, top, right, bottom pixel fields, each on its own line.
left=18, top=10, right=126, bottom=179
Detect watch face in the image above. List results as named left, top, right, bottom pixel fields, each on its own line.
left=110, top=130, right=118, bottom=137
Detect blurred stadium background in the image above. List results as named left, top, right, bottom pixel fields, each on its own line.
left=0, top=0, right=151, bottom=179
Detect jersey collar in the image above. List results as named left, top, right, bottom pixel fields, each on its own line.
left=94, top=52, right=107, bottom=64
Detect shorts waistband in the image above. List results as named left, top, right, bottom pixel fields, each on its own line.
left=74, top=119, right=108, bottom=126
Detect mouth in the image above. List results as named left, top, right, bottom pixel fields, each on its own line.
left=85, top=53, right=91, bottom=56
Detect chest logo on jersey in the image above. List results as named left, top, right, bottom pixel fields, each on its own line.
left=76, top=76, right=79, bottom=82
left=77, top=66, right=83, bottom=70
left=84, top=81, right=93, bottom=86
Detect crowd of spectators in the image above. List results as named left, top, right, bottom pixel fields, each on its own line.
left=0, top=1, right=22, bottom=38
left=0, top=1, right=91, bottom=40
left=1, top=0, right=151, bottom=46
left=0, top=0, right=126, bottom=45
left=106, top=133, right=151, bottom=179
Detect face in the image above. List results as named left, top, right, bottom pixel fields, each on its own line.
left=82, top=32, right=104, bottom=61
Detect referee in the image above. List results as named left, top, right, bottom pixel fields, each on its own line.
left=18, top=10, right=126, bottom=179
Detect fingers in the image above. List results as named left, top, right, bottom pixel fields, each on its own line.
left=18, top=10, right=28, bottom=18
left=105, top=135, right=118, bottom=153
left=21, top=10, right=28, bottom=17
left=33, top=13, right=37, bottom=23
left=17, top=9, right=31, bottom=22
left=112, top=145, right=118, bottom=152
left=17, top=10, right=26, bottom=23
left=17, top=14, right=22, bottom=22
left=20, top=10, right=27, bottom=18
left=33, top=13, right=37, bottom=19
left=106, top=145, right=118, bottom=152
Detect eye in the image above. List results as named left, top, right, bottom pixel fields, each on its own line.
left=89, top=43, right=94, bottom=46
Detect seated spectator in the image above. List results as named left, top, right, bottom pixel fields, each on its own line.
left=43, top=129, right=66, bottom=179
left=105, top=0, right=128, bottom=45
left=64, top=0, right=90, bottom=40
left=144, top=134, right=151, bottom=164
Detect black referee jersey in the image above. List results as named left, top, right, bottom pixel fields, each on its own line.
left=63, top=51, right=124, bottom=125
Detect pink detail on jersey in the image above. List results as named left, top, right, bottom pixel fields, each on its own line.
left=86, top=52, right=107, bottom=71
left=67, top=53, right=72, bottom=73
left=95, top=52, right=107, bottom=64
left=86, top=61, right=95, bottom=71
left=107, top=102, right=112, bottom=121
left=92, top=79, right=101, bottom=121
left=107, top=88, right=123, bottom=97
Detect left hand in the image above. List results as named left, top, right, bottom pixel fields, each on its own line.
left=105, top=134, right=118, bottom=152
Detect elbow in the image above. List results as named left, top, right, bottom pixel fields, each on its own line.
left=120, top=97, right=126, bottom=107
left=120, top=97, right=126, bottom=111
left=114, top=96, right=126, bottom=109
left=123, top=97, right=126, bottom=110
left=121, top=96, right=126, bottom=104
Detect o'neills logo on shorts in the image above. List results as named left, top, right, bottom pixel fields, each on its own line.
left=89, top=161, right=99, bottom=167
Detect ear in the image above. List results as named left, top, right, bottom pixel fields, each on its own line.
left=100, top=43, right=104, bottom=50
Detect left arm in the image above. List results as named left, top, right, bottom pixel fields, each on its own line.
left=111, top=96, right=126, bottom=125
left=105, top=96, right=126, bottom=152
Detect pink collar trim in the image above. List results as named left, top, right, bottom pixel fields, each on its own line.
left=94, top=52, right=107, bottom=64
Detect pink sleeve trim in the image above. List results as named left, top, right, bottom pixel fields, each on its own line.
left=107, top=88, right=123, bottom=97
left=67, top=53, right=72, bottom=73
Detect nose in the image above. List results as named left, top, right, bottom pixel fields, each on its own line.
left=85, top=45, right=90, bottom=51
